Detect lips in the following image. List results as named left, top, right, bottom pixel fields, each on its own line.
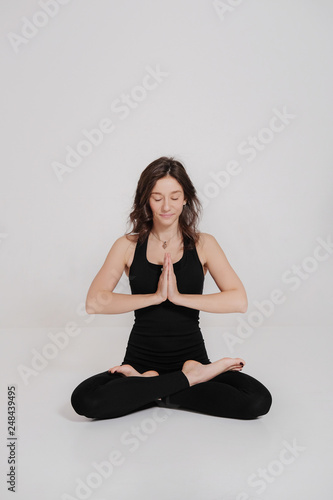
left=160, top=214, right=173, bottom=218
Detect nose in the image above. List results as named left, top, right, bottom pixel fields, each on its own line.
left=162, top=199, right=170, bottom=211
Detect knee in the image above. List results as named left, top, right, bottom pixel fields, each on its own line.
left=71, top=387, right=121, bottom=420
left=247, top=387, right=272, bottom=419
left=71, top=388, right=96, bottom=418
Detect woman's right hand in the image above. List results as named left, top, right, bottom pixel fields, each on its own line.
left=155, top=252, right=168, bottom=304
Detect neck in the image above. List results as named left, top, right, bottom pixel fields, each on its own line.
left=150, top=222, right=181, bottom=242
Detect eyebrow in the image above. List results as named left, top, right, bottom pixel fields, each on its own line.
left=150, top=190, right=182, bottom=195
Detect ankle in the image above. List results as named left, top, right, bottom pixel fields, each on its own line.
left=181, top=370, right=191, bottom=386
left=181, top=369, right=197, bottom=387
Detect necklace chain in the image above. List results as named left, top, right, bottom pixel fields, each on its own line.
left=150, top=230, right=180, bottom=249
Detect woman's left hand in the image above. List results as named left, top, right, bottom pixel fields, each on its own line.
left=166, top=253, right=181, bottom=304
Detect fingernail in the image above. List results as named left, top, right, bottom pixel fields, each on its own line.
left=240, top=362, right=244, bottom=366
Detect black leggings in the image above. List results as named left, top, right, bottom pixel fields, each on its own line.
left=71, top=368, right=272, bottom=420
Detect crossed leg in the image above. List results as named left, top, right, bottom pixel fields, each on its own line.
left=158, top=369, right=272, bottom=419
left=71, top=369, right=189, bottom=419
left=71, top=357, right=272, bottom=420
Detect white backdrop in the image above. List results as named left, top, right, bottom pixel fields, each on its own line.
left=1, top=0, right=333, bottom=332
left=1, top=3, right=333, bottom=500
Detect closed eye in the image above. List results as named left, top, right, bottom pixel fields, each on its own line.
left=154, top=198, right=179, bottom=201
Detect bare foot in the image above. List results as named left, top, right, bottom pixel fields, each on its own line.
left=108, top=364, right=159, bottom=377
left=182, top=357, right=245, bottom=387
left=141, top=370, right=159, bottom=377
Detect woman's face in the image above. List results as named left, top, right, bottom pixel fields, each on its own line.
left=149, top=175, right=186, bottom=226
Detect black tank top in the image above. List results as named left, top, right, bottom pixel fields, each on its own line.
left=121, top=233, right=211, bottom=374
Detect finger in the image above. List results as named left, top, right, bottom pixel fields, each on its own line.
left=165, top=253, right=169, bottom=273
left=160, top=254, right=166, bottom=274
left=164, top=255, right=169, bottom=282
left=169, top=254, right=172, bottom=274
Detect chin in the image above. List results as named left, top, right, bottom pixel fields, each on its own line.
left=161, top=217, right=179, bottom=223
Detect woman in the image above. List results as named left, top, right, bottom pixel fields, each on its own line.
left=71, top=157, right=272, bottom=420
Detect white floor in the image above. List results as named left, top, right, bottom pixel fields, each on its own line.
left=0, top=326, right=332, bottom=500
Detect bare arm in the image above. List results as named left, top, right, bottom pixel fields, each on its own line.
left=85, top=236, right=162, bottom=314
left=172, top=233, right=248, bottom=313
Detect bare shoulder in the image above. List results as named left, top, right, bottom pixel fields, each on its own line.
left=197, top=232, right=215, bottom=245
left=123, top=233, right=139, bottom=243
left=196, top=232, right=221, bottom=254
left=196, top=232, right=229, bottom=264
left=101, top=234, right=137, bottom=266
left=113, top=233, right=138, bottom=246
left=115, top=232, right=137, bottom=250
left=85, top=234, right=139, bottom=298
left=93, top=234, right=139, bottom=283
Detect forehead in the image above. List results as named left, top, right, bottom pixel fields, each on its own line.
left=151, top=176, right=183, bottom=194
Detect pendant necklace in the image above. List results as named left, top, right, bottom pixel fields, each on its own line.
left=150, top=230, right=179, bottom=249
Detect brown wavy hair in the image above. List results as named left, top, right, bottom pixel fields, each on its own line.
left=125, top=156, right=203, bottom=250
